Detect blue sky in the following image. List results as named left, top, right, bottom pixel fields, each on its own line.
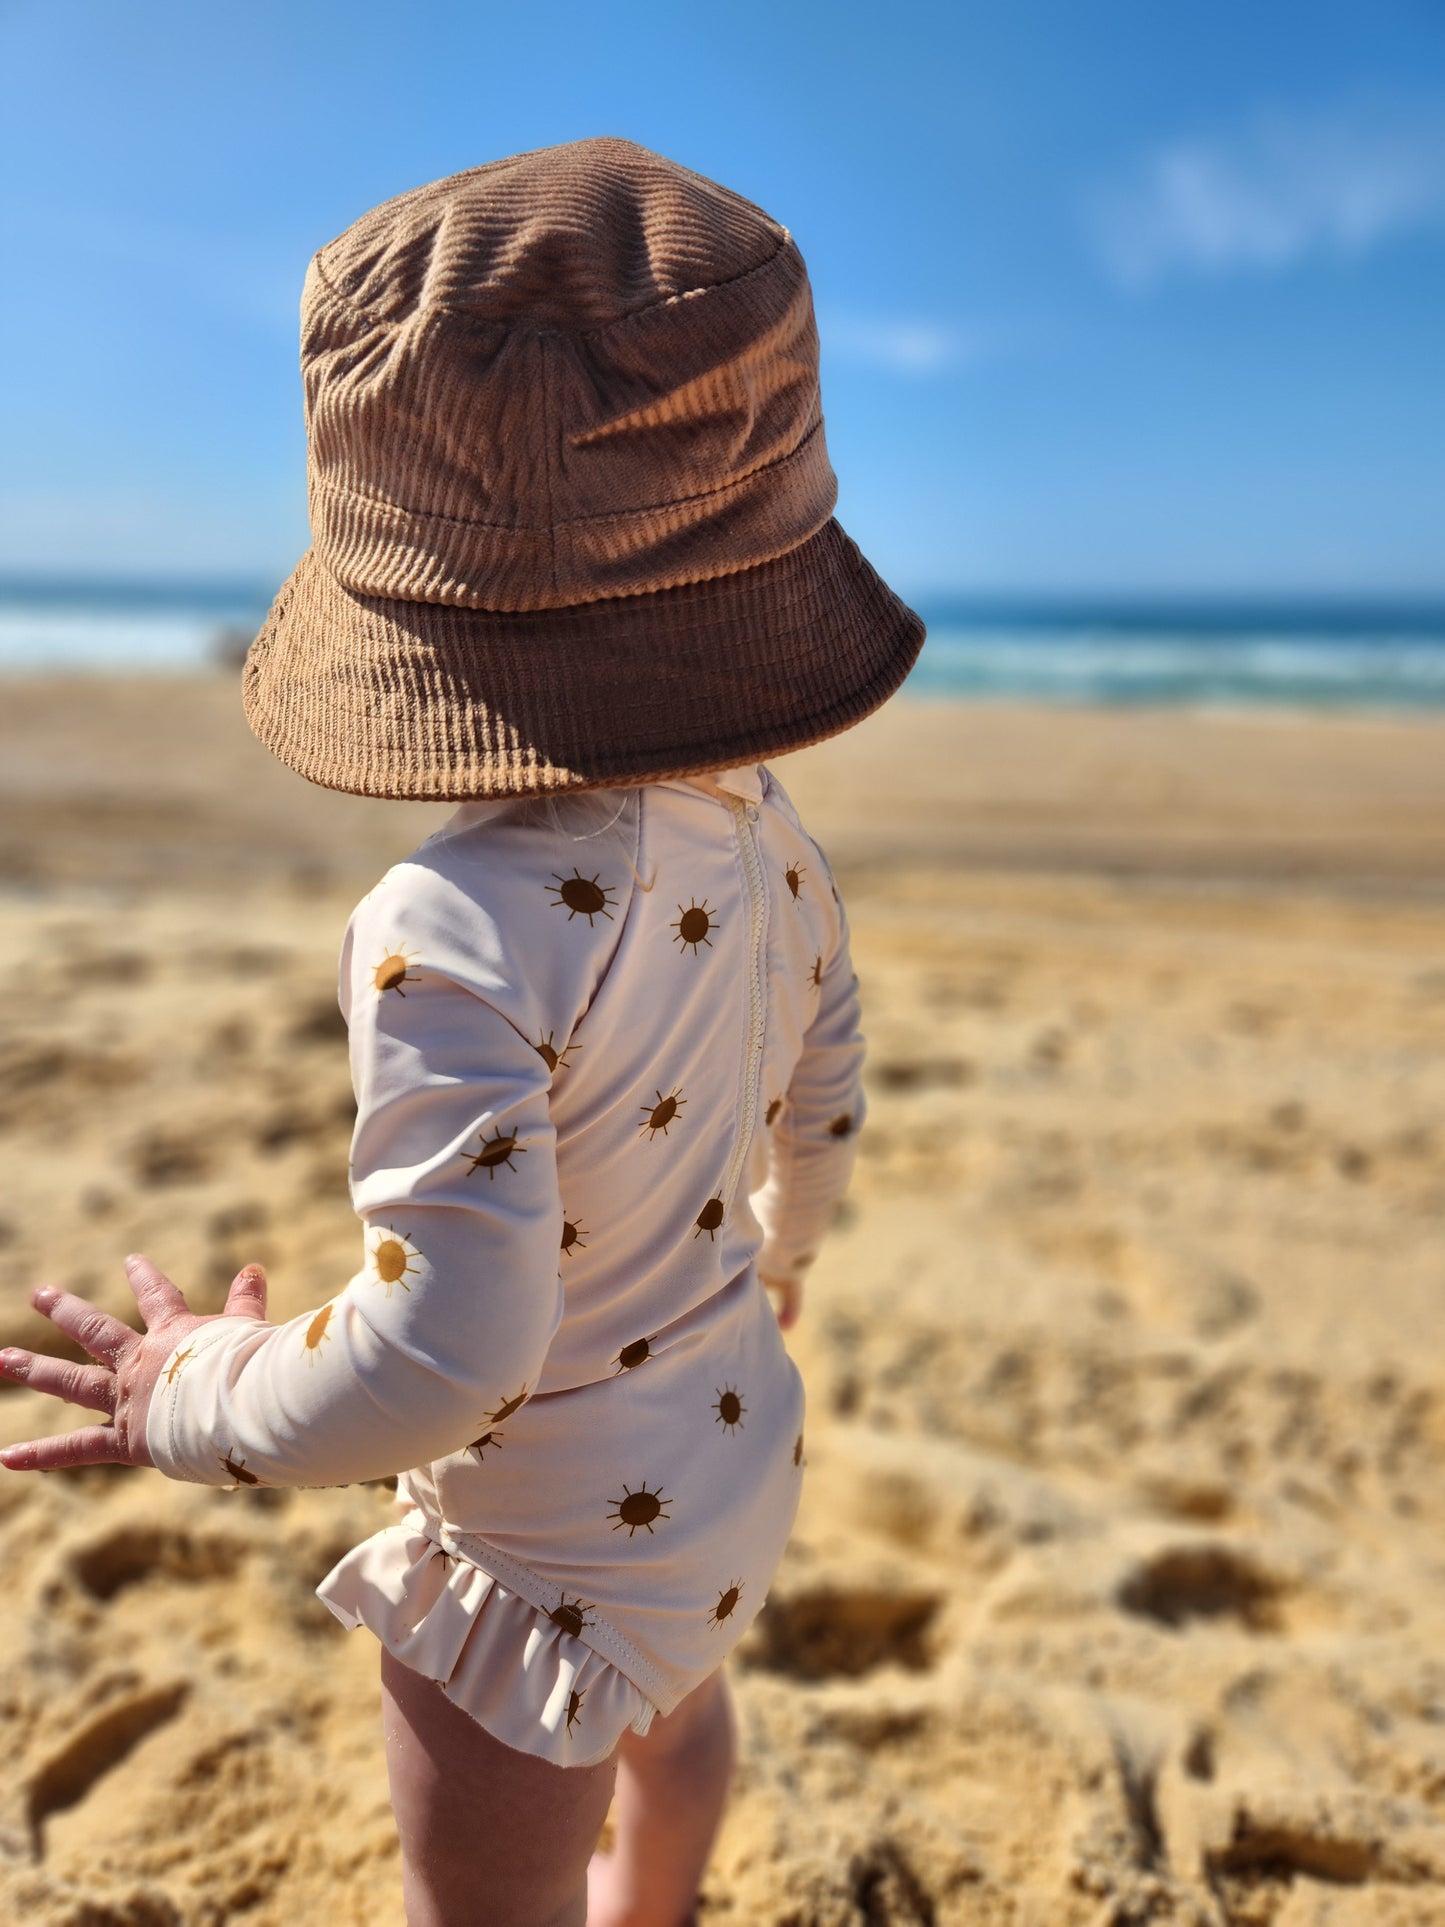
left=1, top=0, right=1442, bottom=596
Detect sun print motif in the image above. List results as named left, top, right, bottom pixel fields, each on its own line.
left=765, top=1096, right=783, bottom=1127
left=793, top=1431, right=805, bottom=1467
left=366, top=1224, right=423, bottom=1297
left=714, top=1384, right=746, bottom=1434
left=487, top=1385, right=530, bottom=1425
left=164, top=1344, right=195, bottom=1386
left=671, top=900, right=718, bottom=953
left=546, top=871, right=617, bottom=924
left=302, top=1302, right=334, bottom=1364
left=828, top=1113, right=854, bottom=1138
left=808, top=954, right=824, bottom=990
left=468, top=1428, right=504, bottom=1460
left=694, top=1197, right=725, bottom=1240
left=466, top=1128, right=526, bottom=1178
left=639, top=1087, right=685, bottom=1138
left=560, top=1214, right=587, bottom=1259
left=614, top=1336, right=653, bottom=1373
left=220, top=1449, right=259, bottom=1486
left=784, top=859, right=806, bottom=900
left=566, top=1688, right=585, bottom=1734
left=708, top=1579, right=744, bottom=1627
left=534, top=1030, right=579, bottom=1075
left=548, top=1594, right=592, bottom=1638
left=372, top=944, right=421, bottom=997
left=607, top=1482, right=672, bottom=1535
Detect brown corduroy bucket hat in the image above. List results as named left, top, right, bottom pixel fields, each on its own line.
left=243, top=136, right=926, bottom=798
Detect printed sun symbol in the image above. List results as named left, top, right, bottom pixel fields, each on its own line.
left=708, top=1579, right=744, bottom=1627
left=164, top=1344, right=195, bottom=1386
left=468, top=1428, right=504, bottom=1460
left=607, top=1482, right=672, bottom=1536
left=302, top=1302, right=334, bottom=1364
left=372, top=944, right=421, bottom=997
left=828, top=1113, right=854, bottom=1138
left=566, top=1687, right=585, bottom=1734
left=614, top=1336, right=653, bottom=1373
left=534, top=1030, right=579, bottom=1075
left=671, top=900, right=718, bottom=953
left=366, top=1225, right=423, bottom=1297
left=220, top=1448, right=259, bottom=1486
left=694, top=1197, right=725, bottom=1240
left=765, top=1096, right=783, bottom=1127
left=548, top=1594, right=593, bottom=1638
left=560, top=1214, right=588, bottom=1258
left=809, top=954, right=824, bottom=990
left=547, top=871, right=617, bottom=924
left=466, top=1128, right=526, bottom=1178
left=793, top=1431, right=805, bottom=1467
left=488, top=1385, right=530, bottom=1426
left=714, top=1384, right=746, bottom=1434
left=639, top=1087, right=686, bottom=1139
left=784, top=859, right=806, bottom=901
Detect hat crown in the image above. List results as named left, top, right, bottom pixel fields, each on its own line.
left=301, top=138, right=837, bottom=613
left=311, top=136, right=784, bottom=332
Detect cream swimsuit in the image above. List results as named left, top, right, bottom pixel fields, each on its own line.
left=147, top=762, right=864, bottom=1766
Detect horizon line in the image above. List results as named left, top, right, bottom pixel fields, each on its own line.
left=3, top=571, right=1445, bottom=615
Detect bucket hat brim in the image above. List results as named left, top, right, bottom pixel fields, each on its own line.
left=242, top=516, right=926, bottom=800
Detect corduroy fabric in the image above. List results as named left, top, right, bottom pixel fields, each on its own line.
left=246, top=136, right=926, bottom=798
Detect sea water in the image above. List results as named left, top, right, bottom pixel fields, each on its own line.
left=3, top=579, right=1445, bottom=712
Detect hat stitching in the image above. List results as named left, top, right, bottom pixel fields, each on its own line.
left=317, top=508, right=874, bottom=619
left=307, top=233, right=794, bottom=342
left=309, top=417, right=825, bottom=539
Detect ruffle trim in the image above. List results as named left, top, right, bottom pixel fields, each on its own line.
left=315, top=1515, right=657, bottom=1768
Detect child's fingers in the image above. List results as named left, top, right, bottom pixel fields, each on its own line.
left=0, top=1348, right=115, bottom=1414
left=29, top=1285, right=135, bottom=1367
left=761, top=1273, right=803, bottom=1330
left=0, top=1423, right=129, bottom=1472
left=223, top=1265, right=268, bottom=1321
left=122, top=1253, right=190, bottom=1326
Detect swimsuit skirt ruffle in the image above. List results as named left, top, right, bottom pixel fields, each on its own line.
left=315, top=1510, right=657, bottom=1769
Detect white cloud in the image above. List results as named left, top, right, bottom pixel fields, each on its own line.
left=819, top=313, right=978, bottom=375
left=1090, top=99, right=1445, bottom=289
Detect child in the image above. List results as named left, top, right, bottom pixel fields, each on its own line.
left=0, top=138, right=924, bottom=1926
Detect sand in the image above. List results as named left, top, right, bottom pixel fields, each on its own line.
left=1, top=678, right=1444, bottom=1925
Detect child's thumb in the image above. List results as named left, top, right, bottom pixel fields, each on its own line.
left=223, top=1264, right=269, bottom=1321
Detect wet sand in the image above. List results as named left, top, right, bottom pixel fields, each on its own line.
left=2, top=678, right=1443, bottom=1924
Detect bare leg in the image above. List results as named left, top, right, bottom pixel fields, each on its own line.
left=380, top=1645, right=619, bottom=1927
left=587, top=1667, right=737, bottom=1927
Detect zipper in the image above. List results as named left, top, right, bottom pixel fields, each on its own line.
left=721, top=795, right=768, bottom=1210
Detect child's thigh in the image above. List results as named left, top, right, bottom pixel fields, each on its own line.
left=379, top=1646, right=619, bottom=1927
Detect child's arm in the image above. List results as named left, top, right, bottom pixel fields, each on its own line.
left=143, top=868, right=567, bottom=1489
left=0, top=851, right=604, bottom=1487
left=752, top=891, right=866, bottom=1326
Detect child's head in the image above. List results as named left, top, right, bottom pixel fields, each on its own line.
left=242, top=137, right=924, bottom=803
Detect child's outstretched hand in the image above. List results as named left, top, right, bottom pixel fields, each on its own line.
left=0, top=1255, right=270, bottom=1473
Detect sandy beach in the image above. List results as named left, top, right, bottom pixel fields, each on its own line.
left=1, top=677, right=1443, bottom=1926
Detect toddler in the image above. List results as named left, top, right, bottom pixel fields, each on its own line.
left=0, top=138, right=924, bottom=1927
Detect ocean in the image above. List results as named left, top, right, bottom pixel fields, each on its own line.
left=3, top=578, right=1445, bottom=712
